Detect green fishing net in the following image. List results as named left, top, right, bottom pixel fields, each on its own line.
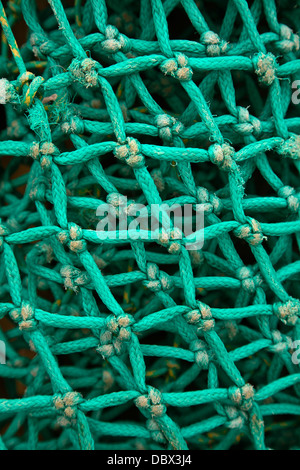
left=0, top=0, right=300, bottom=451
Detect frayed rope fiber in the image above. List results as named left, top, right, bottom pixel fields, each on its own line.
left=0, top=0, right=300, bottom=451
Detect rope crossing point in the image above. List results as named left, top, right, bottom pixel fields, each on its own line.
left=0, top=0, right=299, bottom=450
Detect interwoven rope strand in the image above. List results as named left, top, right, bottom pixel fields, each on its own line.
left=0, top=0, right=300, bottom=450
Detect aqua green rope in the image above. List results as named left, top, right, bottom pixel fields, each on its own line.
left=0, top=0, right=300, bottom=451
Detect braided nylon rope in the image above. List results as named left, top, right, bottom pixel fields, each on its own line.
left=0, top=0, right=300, bottom=451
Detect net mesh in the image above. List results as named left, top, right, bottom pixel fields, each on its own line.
left=0, top=0, right=300, bottom=450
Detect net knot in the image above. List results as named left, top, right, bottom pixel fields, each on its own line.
left=234, top=217, right=265, bottom=246
left=69, top=58, right=99, bottom=88
left=160, top=53, right=193, bottom=81
left=106, top=192, right=135, bottom=217
left=29, top=175, right=49, bottom=202
left=235, top=106, right=261, bottom=136
left=269, top=330, right=293, bottom=354
left=2, top=73, right=43, bottom=108
left=0, top=78, right=18, bottom=104
left=114, top=137, right=144, bottom=168
left=184, top=301, right=215, bottom=332
left=253, top=52, right=276, bottom=86
left=29, top=141, right=59, bottom=170
left=10, top=301, right=37, bottom=331
left=155, top=227, right=182, bottom=254
left=61, top=115, right=85, bottom=135
left=146, top=419, right=166, bottom=443
left=200, top=30, right=228, bottom=56
left=60, top=265, right=89, bottom=292
left=278, top=185, right=299, bottom=213
left=236, top=266, right=258, bottom=294
left=273, top=299, right=300, bottom=326
left=208, top=143, right=236, bottom=171
left=53, top=391, right=83, bottom=420
left=228, top=384, right=254, bottom=411
left=154, top=114, right=184, bottom=142
left=135, top=386, right=166, bottom=418
left=97, top=313, right=135, bottom=359
left=58, top=222, right=86, bottom=253
left=189, top=339, right=210, bottom=368
left=223, top=406, right=248, bottom=429
left=276, top=24, right=299, bottom=53
left=100, top=25, right=130, bottom=53
left=196, top=186, right=222, bottom=215
left=30, top=33, right=57, bottom=59
left=277, top=134, right=300, bottom=160
left=144, top=262, right=174, bottom=293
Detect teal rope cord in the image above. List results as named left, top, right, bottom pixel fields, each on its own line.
left=0, top=0, right=300, bottom=451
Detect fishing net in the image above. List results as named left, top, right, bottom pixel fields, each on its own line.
left=0, top=0, right=300, bottom=450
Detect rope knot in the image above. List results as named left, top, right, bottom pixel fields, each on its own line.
left=208, top=143, right=236, bottom=171
left=0, top=78, right=18, bottom=104
left=60, top=265, right=89, bottom=292
left=10, top=301, right=37, bottom=331
left=184, top=301, right=215, bottom=332
left=29, top=141, right=59, bottom=170
left=29, top=175, right=49, bottom=202
left=269, top=330, right=293, bottom=354
left=278, top=185, right=299, bottom=212
left=253, top=52, right=276, bottom=86
left=106, top=192, right=135, bottom=217
left=277, top=134, right=300, bottom=160
left=30, top=33, right=57, bottom=59
left=234, top=217, right=265, bottom=246
left=154, top=114, right=184, bottom=142
left=101, top=25, right=130, bottom=53
left=228, top=384, right=254, bottom=411
left=146, top=419, right=166, bottom=443
left=273, top=299, right=300, bottom=326
left=196, top=187, right=222, bottom=215
left=235, top=106, right=261, bottom=136
left=58, top=222, right=86, bottom=253
left=144, top=262, right=174, bottom=292
left=155, top=227, right=182, bottom=254
left=160, top=53, right=193, bottom=81
left=97, top=313, right=135, bottom=358
left=1, top=73, right=44, bottom=108
left=189, top=339, right=210, bottom=368
left=69, top=58, right=99, bottom=88
left=276, top=24, right=299, bottom=53
left=135, top=386, right=166, bottom=418
left=53, top=391, right=82, bottom=420
left=200, top=31, right=228, bottom=56
left=61, top=115, right=85, bottom=135
left=236, top=266, right=257, bottom=294
left=114, top=137, right=144, bottom=168
left=223, top=406, right=248, bottom=429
